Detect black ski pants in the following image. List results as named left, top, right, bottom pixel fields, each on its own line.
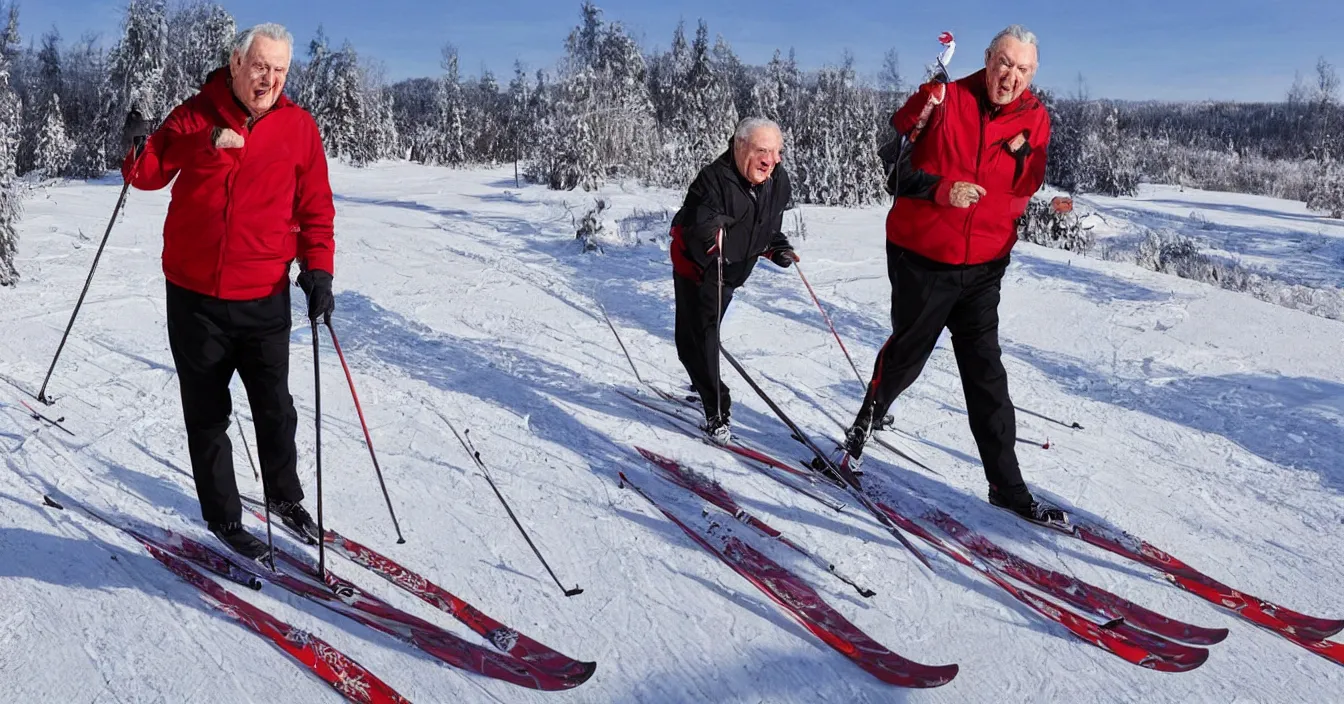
left=166, top=281, right=303, bottom=525
left=860, top=243, right=1026, bottom=496
left=674, top=271, right=737, bottom=421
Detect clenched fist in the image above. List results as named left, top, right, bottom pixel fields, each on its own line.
left=212, top=127, right=245, bottom=149
left=948, top=181, right=987, bottom=208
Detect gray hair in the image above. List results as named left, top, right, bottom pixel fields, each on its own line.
left=987, top=24, right=1038, bottom=57
left=233, top=23, right=294, bottom=63
left=733, top=117, right=781, bottom=145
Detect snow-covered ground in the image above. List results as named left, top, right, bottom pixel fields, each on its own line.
left=1079, top=183, right=1344, bottom=290
left=1, top=163, right=1341, bottom=702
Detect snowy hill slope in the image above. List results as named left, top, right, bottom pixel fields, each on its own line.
left=1, top=164, right=1341, bottom=702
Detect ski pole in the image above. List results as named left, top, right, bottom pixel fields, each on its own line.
left=794, top=264, right=865, bottom=388
left=36, top=136, right=147, bottom=405
left=325, top=320, right=406, bottom=544
left=448, top=422, right=582, bottom=597
left=311, top=319, right=327, bottom=579
left=235, top=410, right=259, bottom=482
left=713, top=228, right=725, bottom=423
left=720, top=347, right=933, bottom=572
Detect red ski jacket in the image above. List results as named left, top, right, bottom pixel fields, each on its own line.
left=887, top=69, right=1051, bottom=265
left=123, top=67, right=334, bottom=301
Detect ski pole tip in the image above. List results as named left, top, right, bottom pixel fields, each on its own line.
left=396, top=538, right=407, bottom=545
left=564, top=587, right=584, bottom=597
left=42, top=495, right=65, bottom=510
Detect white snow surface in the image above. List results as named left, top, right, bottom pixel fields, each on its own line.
left=2, top=163, right=1341, bottom=703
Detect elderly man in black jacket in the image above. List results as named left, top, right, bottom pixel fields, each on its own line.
left=669, top=117, right=796, bottom=443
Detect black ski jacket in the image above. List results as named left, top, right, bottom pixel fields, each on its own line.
left=671, top=146, right=792, bottom=287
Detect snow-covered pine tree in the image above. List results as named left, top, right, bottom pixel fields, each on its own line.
left=0, top=2, right=22, bottom=285
left=590, top=14, right=657, bottom=182
left=18, top=27, right=63, bottom=175
left=711, top=36, right=753, bottom=121
left=1048, top=99, right=1138, bottom=197
left=468, top=70, right=504, bottom=164
left=436, top=45, right=467, bottom=166
left=529, top=2, right=657, bottom=190
left=34, top=92, right=72, bottom=177
left=793, top=55, right=883, bottom=206
left=65, top=43, right=115, bottom=176
left=367, top=83, right=399, bottom=164
left=750, top=49, right=801, bottom=159
left=108, top=0, right=170, bottom=130
left=1088, top=107, right=1140, bottom=196
left=296, top=26, right=332, bottom=128
left=1306, top=150, right=1344, bottom=218
left=321, top=42, right=368, bottom=163
left=353, top=58, right=398, bottom=165
left=504, top=61, right=533, bottom=169
left=164, top=2, right=235, bottom=105
left=679, top=21, right=737, bottom=183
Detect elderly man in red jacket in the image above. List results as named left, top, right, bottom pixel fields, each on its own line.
left=843, top=25, right=1065, bottom=525
left=123, top=23, right=332, bottom=559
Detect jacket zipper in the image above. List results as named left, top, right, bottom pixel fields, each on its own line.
left=214, top=109, right=279, bottom=297
left=964, top=107, right=989, bottom=265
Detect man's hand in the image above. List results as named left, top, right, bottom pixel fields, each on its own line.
left=122, top=109, right=150, bottom=154
left=948, top=182, right=987, bottom=208
left=213, top=127, right=245, bottom=149
left=769, top=247, right=799, bottom=268
left=297, top=269, right=334, bottom=323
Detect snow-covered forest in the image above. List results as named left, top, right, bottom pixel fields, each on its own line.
left=3, top=1, right=1341, bottom=204
left=1, top=0, right=1343, bottom=287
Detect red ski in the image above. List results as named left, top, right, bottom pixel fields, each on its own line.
left=235, top=533, right=594, bottom=691
left=1034, top=512, right=1344, bottom=665
left=619, top=468, right=958, bottom=688
left=871, top=502, right=1210, bottom=672
left=144, top=544, right=411, bottom=703
left=44, top=494, right=409, bottom=703
left=635, top=446, right=874, bottom=597
left=914, top=505, right=1228, bottom=646
left=241, top=495, right=595, bottom=684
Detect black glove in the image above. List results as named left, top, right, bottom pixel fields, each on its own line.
left=296, top=269, right=334, bottom=323
left=122, top=108, right=150, bottom=155
left=769, top=247, right=798, bottom=268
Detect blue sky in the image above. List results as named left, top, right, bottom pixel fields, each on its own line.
left=22, top=0, right=1344, bottom=102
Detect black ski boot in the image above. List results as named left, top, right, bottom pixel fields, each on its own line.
left=702, top=413, right=732, bottom=446
left=209, top=521, right=271, bottom=561
left=988, top=486, right=1068, bottom=526
left=269, top=499, right=321, bottom=544
left=842, top=403, right=876, bottom=474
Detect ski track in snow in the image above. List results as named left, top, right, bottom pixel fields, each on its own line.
left=2, top=163, right=1342, bottom=702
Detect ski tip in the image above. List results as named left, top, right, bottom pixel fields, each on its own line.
left=42, top=494, right=65, bottom=510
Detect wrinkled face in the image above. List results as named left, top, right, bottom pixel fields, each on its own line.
left=733, top=126, right=783, bottom=185
left=984, top=37, right=1038, bottom=106
left=230, top=35, right=290, bottom=117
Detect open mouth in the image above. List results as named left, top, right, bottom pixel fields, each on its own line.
left=255, top=88, right=268, bottom=98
